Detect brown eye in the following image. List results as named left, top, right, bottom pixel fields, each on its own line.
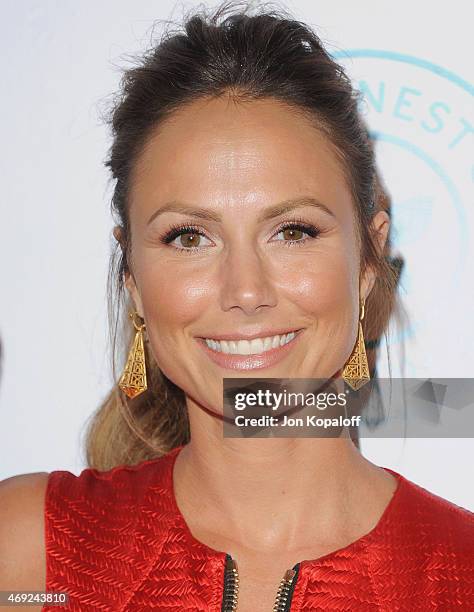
left=179, top=232, right=201, bottom=248
left=282, top=227, right=304, bottom=241
left=273, top=221, right=321, bottom=246
left=161, top=224, right=212, bottom=253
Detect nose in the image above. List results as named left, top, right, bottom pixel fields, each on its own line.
left=219, top=243, right=278, bottom=315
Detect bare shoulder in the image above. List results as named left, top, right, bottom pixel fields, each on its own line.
left=0, top=472, right=49, bottom=594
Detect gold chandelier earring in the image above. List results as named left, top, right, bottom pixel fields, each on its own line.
left=118, top=310, right=148, bottom=399
left=341, top=297, right=370, bottom=391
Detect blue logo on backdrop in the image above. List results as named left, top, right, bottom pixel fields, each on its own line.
left=331, top=50, right=473, bottom=366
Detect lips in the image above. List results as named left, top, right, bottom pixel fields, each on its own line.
left=205, top=331, right=297, bottom=355
left=196, top=329, right=304, bottom=371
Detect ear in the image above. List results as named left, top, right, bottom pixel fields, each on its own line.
left=360, top=210, right=390, bottom=301
left=113, top=225, right=123, bottom=246
left=124, top=271, right=144, bottom=319
left=113, top=225, right=144, bottom=318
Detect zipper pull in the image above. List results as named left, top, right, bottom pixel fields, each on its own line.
left=273, top=568, right=298, bottom=612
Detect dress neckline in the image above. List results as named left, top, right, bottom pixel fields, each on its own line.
left=163, top=444, right=405, bottom=567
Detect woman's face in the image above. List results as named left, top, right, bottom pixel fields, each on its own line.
left=121, top=96, right=389, bottom=413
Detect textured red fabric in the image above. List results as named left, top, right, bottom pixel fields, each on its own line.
left=44, top=444, right=474, bottom=611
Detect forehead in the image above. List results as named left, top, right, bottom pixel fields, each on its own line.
left=129, top=96, right=353, bottom=220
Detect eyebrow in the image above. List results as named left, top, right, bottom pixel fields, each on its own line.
left=146, top=196, right=335, bottom=226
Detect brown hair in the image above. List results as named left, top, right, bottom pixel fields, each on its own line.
left=84, top=0, right=404, bottom=470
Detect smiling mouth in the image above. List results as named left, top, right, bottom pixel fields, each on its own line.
left=200, top=330, right=302, bottom=356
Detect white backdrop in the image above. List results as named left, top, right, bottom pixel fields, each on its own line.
left=1, top=1, right=473, bottom=510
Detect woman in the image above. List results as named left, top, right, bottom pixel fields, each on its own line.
left=1, top=2, right=473, bottom=610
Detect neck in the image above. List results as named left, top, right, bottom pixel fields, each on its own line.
left=173, top=400, right=396, bottom=554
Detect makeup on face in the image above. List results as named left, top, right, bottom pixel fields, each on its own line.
left=126, top=96, right=362, bottom=400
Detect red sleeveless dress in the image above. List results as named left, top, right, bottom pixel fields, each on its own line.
left=44, top=444, right=474, bottom=611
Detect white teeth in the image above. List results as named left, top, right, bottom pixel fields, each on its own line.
left=205, top=331, right=297, bottom=355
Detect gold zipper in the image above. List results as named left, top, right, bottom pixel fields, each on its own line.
left=221, top=554, right=299, bottom=612
left=272, top=568, right=298, bottom=611
left=221, top=556, right=239, bottom=612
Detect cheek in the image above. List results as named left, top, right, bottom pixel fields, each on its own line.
left=284, top=245, right=360, bottom=373
left=137, top=261, right=213, bottom=340
left=285, top=248, right=357, bottom=318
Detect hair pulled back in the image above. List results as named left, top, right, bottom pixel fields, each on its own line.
left=84, top=1, right=403, bottom=470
